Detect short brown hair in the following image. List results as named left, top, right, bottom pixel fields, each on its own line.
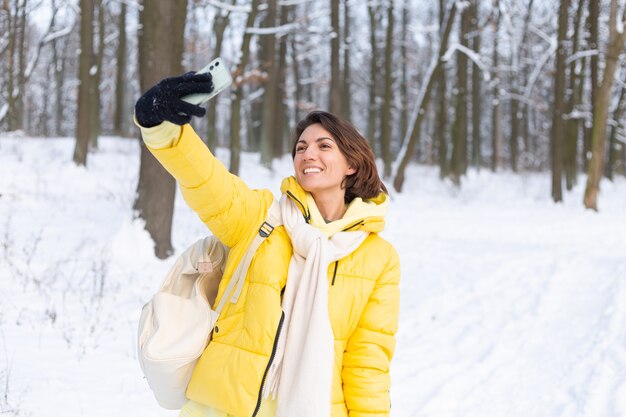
left=292, top=110, right=388, bottom=203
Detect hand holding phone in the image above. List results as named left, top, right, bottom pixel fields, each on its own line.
left=182, top=58, right=233, bottom=105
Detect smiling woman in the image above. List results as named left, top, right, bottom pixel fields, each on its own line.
left=134, top=71, right=400, bottom=417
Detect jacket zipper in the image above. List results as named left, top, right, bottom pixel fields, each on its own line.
left=252, top=310, right=285, bottom=417
left=331, top=261, right=339, bottom=286
left=286, top=190, right=311, bottom=223
left=343, top=220, right=364, bottom=231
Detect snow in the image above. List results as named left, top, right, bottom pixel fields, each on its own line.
left=442, top=43, right=491, bottom=81
left=565, top=49, right=599, bottom=66
left=205, top=0, right=251, bottom=14
left=42, top=25, right=74, bottom=44
left=245, top=22, right=300, bottom=36
left=1, top=134, right=626, bottom=417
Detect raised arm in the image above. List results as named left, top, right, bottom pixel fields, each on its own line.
left=134, top=72, right=272, bottom=247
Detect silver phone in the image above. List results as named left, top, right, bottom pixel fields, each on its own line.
left=182, top=57, right=233, bottom=105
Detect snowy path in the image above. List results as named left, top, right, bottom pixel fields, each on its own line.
left=389, top=169, right=626, bottom=417
left=1, top=136, right=625, bottom=417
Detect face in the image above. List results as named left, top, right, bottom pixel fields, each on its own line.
left=293, top=123, right=356, bottom=199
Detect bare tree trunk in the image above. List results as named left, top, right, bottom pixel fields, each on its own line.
left=90, top=0, right=105, bottom=148
left=5, top=0, right=15, bottom=131
left=206, top=2, right=233, bottom=150
left=584, top=0, right=626, bottom=210
left=260, top=0, right=278, bottom=168
left=399, top=1, right=409, bottom=137
left=14, top=0, right=27, bottom=130
left=329, top=0, right=341, bottom=114
left=367, top=4, right=380, bottom=147
left=436, top=0, right=449, bottom=178
left=550, top=0, right=569, bottom=203
left=605, top=80, right=625, bottom=180
left=291, top=10, right=302, bottom=124
left=584, top=0, right=599, bottom=170
left=74, top=0, right=95, bottom=166
left=393, top=1, right=457, bottom=192
left=276, top=4, right=290, bottom=154
left=114, top=2, right=127, bottom=136
left=491, top=0, right=502, bottom=172
left=450, top=1, right=469, bottom=183
left=508, top=0, right=535, bottom=172
left=229, top=0, right=261, bottom=175
left=134, top=0, right=188, bottom=259
left=341, top=0, right=352, bottom=120
left=520, top=85, right=530, bottom=158
left=470, top=0, right=481, bottom=168
left=380, top=0, right=394, bottom=178
left=54, top=33, right=66, bottom=136
left=564, top=0, right=585, bottom=190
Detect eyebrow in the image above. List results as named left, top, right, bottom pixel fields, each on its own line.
left=296, top=136, right=335, bottom=144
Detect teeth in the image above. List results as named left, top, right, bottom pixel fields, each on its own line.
left=304, top=168, right=322, bottom=174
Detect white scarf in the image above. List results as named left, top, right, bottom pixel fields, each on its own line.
left=263, top=195, right=368, bottom=417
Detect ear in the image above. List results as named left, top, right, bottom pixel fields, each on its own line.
left=346, top=166, right=356, bottom=175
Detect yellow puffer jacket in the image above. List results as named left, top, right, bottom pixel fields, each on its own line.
left=142, top=122, right=400, bottom=417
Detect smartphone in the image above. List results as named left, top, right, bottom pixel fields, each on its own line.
left=182, top=57, right=233, bottom=105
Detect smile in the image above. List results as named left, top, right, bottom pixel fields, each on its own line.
left=303, top=167, right=322, bottom=174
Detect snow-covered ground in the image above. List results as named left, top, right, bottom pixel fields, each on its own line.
left=1, top=133, right=625, bottom=417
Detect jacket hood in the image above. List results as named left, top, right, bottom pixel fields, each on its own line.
left=280, top=176, right=388, bottom=235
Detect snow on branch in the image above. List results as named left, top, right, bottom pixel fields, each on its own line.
left=442, top=43, right=491, bottom=81
left=115, top=0, right=143, bottom=11
left=42, top=25, right=74, bottom=44
left=529, top=24, right=553, bottom=45
left=278, top=0, right=315, bottom=6
left=565, top=49, right=599, bottom=65
left=0, top=104, right=8, bottom=125
left=524, top=38, right=557, bottom=100
left=206, top=0, right=251, bottom=13
left=245, top=22, right=300, bottom=36
left=394, top=58, right=438, bottom=165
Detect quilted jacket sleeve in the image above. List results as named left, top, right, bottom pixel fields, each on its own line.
left=341, top=245, right=401, bottom=417
left=139, top=121, right=270, bottom=248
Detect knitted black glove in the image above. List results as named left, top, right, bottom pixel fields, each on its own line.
left=134, top=71, right=214, bottom=128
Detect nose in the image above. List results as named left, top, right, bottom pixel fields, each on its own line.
left=302, top=146, right=317, bottom=160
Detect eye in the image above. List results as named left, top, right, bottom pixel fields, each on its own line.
left=320, top=142, right=332, bottom=149
left=295, top=145, right=306, bottom=153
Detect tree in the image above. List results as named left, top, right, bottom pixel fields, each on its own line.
left=450, top=0, right=470, bottom=183
left=90, top=0, right=106, bottom=149
left=134, top=0, right=188, bottom=258
left=470, top=0, right=482, bottom=168
left=113, top=2, right=127, bottom=136
left=550, top=0, right=569, bottom=203
left=563, top=0, right=585, bottom=190
left=206, top=1, right=234, bottom=150
left=436, top=0, right=449, bottom=178
left=509, top=0, right=535, bottom=172
left=260, top=0, right=279, bottom=168
left=341, top=0, right=352, bottom=120
left=399, top=1, right=410, bottom=137
left=380, top=0, right=394, bottom=178
left=584, top=0, right=599, bottom=169
left=393, top=1, right=457, bottom=192
left=329, top=0, right=341, bottom=114
left=583, top=0, right=626, bottom=210
left=229, top=0, right=261, bottom=176
left=73, top=0, right=95, bottom=166
left=367, top=3, right=381, bottom=147
left=491, top=0, right=503, bottom=172
left=605, top=76, right=625, bottom=180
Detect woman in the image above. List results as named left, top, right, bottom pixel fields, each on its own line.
left=134, top=72, right=400, bottom=417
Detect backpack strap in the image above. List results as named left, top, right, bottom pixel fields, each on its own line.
left=214, top=199, right=282, bottom=314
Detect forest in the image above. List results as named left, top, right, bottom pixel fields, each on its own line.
left=1, top=0, right=625, bottom=256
